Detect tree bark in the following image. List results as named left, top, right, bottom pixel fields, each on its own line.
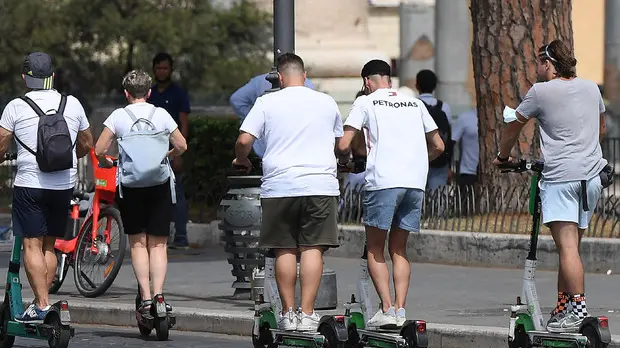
left=470, top=0, right=573, bottom=186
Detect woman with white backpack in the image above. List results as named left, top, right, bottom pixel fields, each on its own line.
left=94, top=69, right=187, bottom=316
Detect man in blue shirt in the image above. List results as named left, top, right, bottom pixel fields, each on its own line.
left=147, top=52, right=191, bottom=249
left=229, top=72, right=315, bottom=157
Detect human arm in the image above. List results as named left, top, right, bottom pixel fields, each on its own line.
left=234, top=98, right=265, bottom=172
left=75, top=100, right=93, bottom=158
left=168, top=129, right=188, bottom=158
left=179, top=88, right=191, bottom=139
left=494, top=86, right=538, bottom=163
left=94, top=127, right=115, bottom=168
left=230, top=77, right=260, bottom=121
left=599, top=92, right=606, bottom=143
left=337, top=98, right=367, bottom=164
left=0, top=103, right=15, bottom=162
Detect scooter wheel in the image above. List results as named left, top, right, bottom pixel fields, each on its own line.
left=509, top=325, right=530, bottom=348
left=45, top=312, right=71, bottom=348
left=154, top=316, right=170, bottom=341
left=138, top=325, right=151, bottom=337
left=318, top=323, right=346, bottom=348
left=0, top=302, right=15, bottom=348
left=582, top=324, right=607, bottom=348
left=252, top=322, right=276, bottom=348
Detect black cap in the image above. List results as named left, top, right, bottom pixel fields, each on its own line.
left=22, top=52, right=54, bottom=89
left=361, top=59, right=391, bottom=78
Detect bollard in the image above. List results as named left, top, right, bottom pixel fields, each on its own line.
left=218, top=175, right=264, bottom=299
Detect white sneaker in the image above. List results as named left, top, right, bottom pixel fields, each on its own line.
left=297, top=311, right=321, bottom=332
left=367, top=307, right=397, bottom=328
left=395, top=308, right=406, bottom=327
left=278, top=307, right=297, bottom=331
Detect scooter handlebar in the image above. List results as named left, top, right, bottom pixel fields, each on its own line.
left=497, top=159, right=544, bottom=173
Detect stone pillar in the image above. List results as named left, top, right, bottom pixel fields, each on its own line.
left=434, top=0, right=472, bottom=115
left=398, top=2, right=435, bottom=94
left=605, top=0, right=620, bottom=106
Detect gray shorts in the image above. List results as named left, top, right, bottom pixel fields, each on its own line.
left=260, top=196, right=339, bottom=249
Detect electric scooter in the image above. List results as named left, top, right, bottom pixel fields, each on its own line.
left=0, top=153, right=75, bottom=348
left=251, top=249, right=348, bottom=348
left=499, top=159, right=611, bottom=348
left=342, top=243, right=428, bottom=348
left=134, top=286, right=176, bottom=341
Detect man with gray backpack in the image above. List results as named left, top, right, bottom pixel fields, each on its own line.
left=94, top=69, right=187, bottom=317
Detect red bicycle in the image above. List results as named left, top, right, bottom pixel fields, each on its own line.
left=49, top=149, right=127, bottom=298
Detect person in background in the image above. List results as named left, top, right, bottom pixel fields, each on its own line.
left=415, top=69, right=453, bottom=191
left=229, top=71, right=315, bottom=158
left=147, top=52, right=191, bottom=249
left=451, top=108, right=479, bottom=186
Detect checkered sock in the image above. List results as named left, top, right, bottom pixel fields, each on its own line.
left=571, top=293, right=588, bottom=319
left=553, top=292, right=570, bottom=315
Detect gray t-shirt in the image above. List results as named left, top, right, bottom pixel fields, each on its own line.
left=516, top=78, right=607, bottom=182
left=451, top=108, right=479, bottom=175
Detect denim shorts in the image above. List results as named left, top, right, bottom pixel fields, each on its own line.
left=539, top=175, right=602, bottom=229
left=363, top=188, right=424, bottom=232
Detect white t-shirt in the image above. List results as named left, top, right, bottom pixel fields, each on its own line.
left=103, top=102, right=178, bottom=138
left=344, top=88, right=438, bottom=191
left=0, top=90, right=90, bottom=190
left=240, top=86, right=343, bottom=198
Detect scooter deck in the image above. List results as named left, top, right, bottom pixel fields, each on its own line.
left=358, top=328, right=408, bottom=348
left=528, top=330, right=588, bottom=346
left=270, top=329, right=325, bottom=347
left=6, top=321, right=75, bottom=339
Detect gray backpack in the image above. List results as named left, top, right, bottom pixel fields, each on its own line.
left=116, top=106, right=176, bottom=204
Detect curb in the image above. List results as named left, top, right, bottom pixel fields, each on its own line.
left=67, top=302, right=620, bottom=347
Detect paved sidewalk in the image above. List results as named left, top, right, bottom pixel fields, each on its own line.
left=1, top=247, right=619, bottom=340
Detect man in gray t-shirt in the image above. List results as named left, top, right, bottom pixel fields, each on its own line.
left=493, top=40, right=607, bottom=333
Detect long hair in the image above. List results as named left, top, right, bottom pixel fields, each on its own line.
left=538, top=40, right=577, bottom=78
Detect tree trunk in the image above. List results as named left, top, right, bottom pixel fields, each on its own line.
left=470, top=0, right=573, bottom=186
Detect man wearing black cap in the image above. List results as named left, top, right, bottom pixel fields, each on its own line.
left=337, top=59, right=444, bottom=328
left=0, top=52, right=93, bottom=323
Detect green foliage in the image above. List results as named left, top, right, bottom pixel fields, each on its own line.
left=183, top=116, right=261, bottom=206
left=0, top=0, right=271, bottom=104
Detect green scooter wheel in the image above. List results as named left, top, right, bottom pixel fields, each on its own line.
left=0, top=302, right=14, bottom=348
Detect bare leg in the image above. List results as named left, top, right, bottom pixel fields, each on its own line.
left=299, top=247, right=323, bottom=314
left=147, top=235, right=168, bottom=296
left=129, top=233, right=151, bottom=300
left=275, top=248, right=297, bottom=313
left=43, top=237, right=57, bottom=289
left=550, top=222, right=583, bottom=294
left=366, top=226, right=392, bottom=312
left=23, top=237, right=49, bottom=308
left=388, top=226, right=410, bottom=309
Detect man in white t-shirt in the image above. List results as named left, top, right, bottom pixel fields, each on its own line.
left=0, top=52, right=93, bottom=322
left=233, top=53, right=343, bottom=332
left=337, top=60, right=444, bottom=328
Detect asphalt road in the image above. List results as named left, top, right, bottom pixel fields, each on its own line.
left=11, top=324, right=250, bottom=348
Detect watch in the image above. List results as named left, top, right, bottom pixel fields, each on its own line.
left=496, top=152, right=509, bottom=162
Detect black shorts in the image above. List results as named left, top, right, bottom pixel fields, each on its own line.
left=12, top=186, right=73, bottom=239
left=115, top=180, right=173, bottom=237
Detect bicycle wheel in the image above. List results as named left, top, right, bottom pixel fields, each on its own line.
left=74, top=207, right=126, bottom=298
left=49, top=250, right=70, bottom=294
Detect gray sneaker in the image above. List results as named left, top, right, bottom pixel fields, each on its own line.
left=547, top=312, right=583, bottom=333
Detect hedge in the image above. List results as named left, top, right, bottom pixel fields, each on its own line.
left=183, top=116, right=261, bottom=219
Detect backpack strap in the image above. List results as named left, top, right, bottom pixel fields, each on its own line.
left=19, top=96, right=45, bottom=117
left=147, top=106, right=157, bottom=122
left=124, top=107, right=143, bottom=131
left=14, top=96, right=45, bottom=156
left=435, top=100, right=443, bottom=111
left=58, top=94, right=68, bottom=115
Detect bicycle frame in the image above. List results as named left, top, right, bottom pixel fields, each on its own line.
left=54, top=150, right=117, bottom=257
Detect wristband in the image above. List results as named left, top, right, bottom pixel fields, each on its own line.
left=496, top=152, right=509, bottom=162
